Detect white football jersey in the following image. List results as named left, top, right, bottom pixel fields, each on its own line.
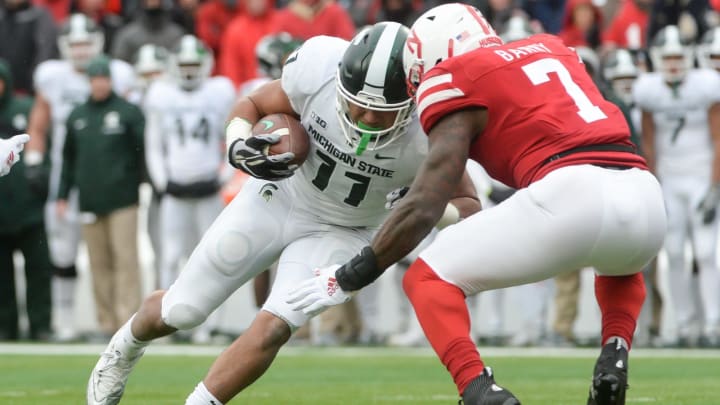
left=34, top=59, right=135, bottom=196
left=280, top=36, right=428, bottom=228
left=633, top=69, right=720, bottom=177
left=144, top=76, right=236, bottom=188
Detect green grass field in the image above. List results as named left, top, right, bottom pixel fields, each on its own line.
left=1, top=345, right=719, bottom=404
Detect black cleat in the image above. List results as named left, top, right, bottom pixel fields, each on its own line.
left=587, top=338, right=628, bottom=405
left=460, top=367, right=521, bottom=405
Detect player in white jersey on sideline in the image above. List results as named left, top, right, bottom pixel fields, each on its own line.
left=144, top=35, right=235, bottom=343
left=86, top=22, right=480, bottom=405
left=144, top=35, right=235, bottom=290
left=633, top=25, right=720, bottom=348
left=23, top=13, right=134, bottom=342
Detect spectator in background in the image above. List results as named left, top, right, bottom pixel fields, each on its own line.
left=33, top=0, right=71, bottom=23
left=558, top=0, right=602, bottom=49
left=274, top=0, right=355, bottom=41
left=24, top=14, right=136, bottom=342
left=602, top=0, right=651, bottom=51
left=0, top=60, right=53, bottom=341
left=219, top=0, right=277, bottom=88
left=477, top=0, right=523, bottom=34
left=0, top=0, right=58, bottom=95
left=72, top=0, right=125, bottom=54
left=634, top=25, right=720, bottom=348
left=171, top=0, right=200, bottom=34
left=111, top=0, right=185, bottom=63
left=368, top=0, right=422, bottom=27
left=57, top=54, right=145, bottom=338
left=195, top=0, right=242, bottom=75
left=523, top=0, right=565, bottom=34
left=648, top=0, right=711, bottom=45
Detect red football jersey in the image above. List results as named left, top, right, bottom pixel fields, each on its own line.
left=416, top=34, right=647, bottom=188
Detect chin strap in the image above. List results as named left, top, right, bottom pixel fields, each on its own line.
left=355, top=121, right=381, bottom=156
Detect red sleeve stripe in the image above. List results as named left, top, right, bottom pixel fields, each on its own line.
left=416, top=73, right=465, bottom=116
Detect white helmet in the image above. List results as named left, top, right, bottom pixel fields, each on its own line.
left=649, top=25, right=693, bottom=83
left=134, top=44, right=169, bottom=86
left=168, top=35, right=213, bottom=90
left=403, top=3, right=502, bottom=96
left=698, top=27, right=720, bottom=71
left=58, top=14, right=105, bottom=70
left=500, top=15, right=533, bottom=43
left=603, top=48, right=639, bottom=105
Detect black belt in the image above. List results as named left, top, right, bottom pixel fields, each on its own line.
left=543, top=144, right=637, bottom=166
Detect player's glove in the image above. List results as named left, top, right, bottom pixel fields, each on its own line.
left=228, top=134, right=297, bottom=181
left=385, top=186, right=409, bottom=210
left=698, top=183, right=720, bottom=224
left=286, top=265, right=356, bottom=317
left=0, top=133, right=30, bottom=176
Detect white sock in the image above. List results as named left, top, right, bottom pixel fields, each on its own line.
left=113, top=314, right=149, bottom=358
left=185, top=382, right=223, bottom=405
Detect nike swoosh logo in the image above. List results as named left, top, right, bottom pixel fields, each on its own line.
left=374, top=154, right=395, bottom=160
left=260, top=120, right=274, bottom=130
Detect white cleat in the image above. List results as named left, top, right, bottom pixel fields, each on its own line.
left=87, top=343, right=145, bottom=405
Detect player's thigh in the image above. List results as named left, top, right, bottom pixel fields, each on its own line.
left=420, top=166, right=663, bottom=294
left=660, top=176, right=691, bottom=259
left=590, top=167, right=666, bottom=276
left=262, top=226, right=373, bottom=331
left=161, top=179, right=291, bottom=326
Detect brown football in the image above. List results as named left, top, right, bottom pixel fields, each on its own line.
left=251, top=113, right=310, bottom=166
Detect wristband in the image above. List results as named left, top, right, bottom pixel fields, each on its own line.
left=24, top=150, right=43, bottom=166
left=225, top=117, right=252, bottom=155
left=335, top=246, right=382, bottom=291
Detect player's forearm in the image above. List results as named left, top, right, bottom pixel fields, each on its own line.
left=227, top=96, right=263, bottom=125
left=26, top=98, right=50, bottom=156
left=708, top=103, right=720, bottom=184
left=372, top=193, right=444, bottom=270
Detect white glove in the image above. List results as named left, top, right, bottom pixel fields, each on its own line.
left=698, top=183, right=720, bottom=224
left=0, top=133, right=30, bottom=177
left=286, top=265, right=356, bottom=317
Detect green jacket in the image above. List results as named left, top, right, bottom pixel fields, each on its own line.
left=58, top=92, right=145, bottom=215
left=601, top=85, right=641, bottom=152
left=0, top=61, right=46, bottom=234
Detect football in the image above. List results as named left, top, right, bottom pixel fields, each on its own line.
left=251, top=113, right=310, bottom=166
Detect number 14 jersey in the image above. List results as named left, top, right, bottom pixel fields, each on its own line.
left=416, top=34, right=646, bottom=189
